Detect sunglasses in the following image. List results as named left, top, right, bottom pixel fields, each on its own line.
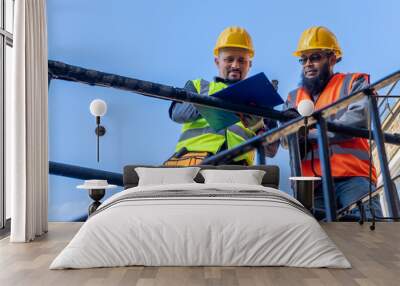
left=299, top=53, right=331, bottom=65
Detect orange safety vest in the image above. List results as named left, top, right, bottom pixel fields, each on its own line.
left=287, top=73, right=377, bottom=183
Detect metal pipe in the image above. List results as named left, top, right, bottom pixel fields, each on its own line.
left=375, top=95, right=400, bottom=98
left=327, top=122, right=400, bottom=145
left=48, top=61, right=400, bottom=125
left=48, top=60, right=288, bottom=122
left=315, top=115, right=337, bottom=221
left=49, top=161, right=123, bottom=186
left=48, top=60, right=400, bottom=131
left=368, top=93, right=400, bottom=218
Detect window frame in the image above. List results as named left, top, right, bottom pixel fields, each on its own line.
left=0, top=0, right=13, bottom=231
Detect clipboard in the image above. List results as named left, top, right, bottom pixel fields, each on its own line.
left=195, top=72, right=284, bottom=131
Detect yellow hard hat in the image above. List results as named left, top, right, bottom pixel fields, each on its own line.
left=293, top=26, right=343, bottom=60
left=214, top=26, right=254, bottom=58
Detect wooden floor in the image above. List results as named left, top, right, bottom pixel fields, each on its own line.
left=1, top=222, right=400, bottom=286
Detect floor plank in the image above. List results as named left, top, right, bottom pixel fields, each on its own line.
left=0, top=222, right=399, bottom=286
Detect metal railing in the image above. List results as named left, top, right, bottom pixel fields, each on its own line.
left=339, top=174, right=400, bottom=218
left=48, top=60, right=400, bottom=222
left=378, top=80, right=399, bottom=121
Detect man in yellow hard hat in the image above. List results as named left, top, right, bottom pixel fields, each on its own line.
left=165, top=26, right=279, bottom=166
left=284, top=26, right=382, bottom=219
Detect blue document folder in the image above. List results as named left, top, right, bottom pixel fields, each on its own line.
left=195, top=72, right=284, bottom=131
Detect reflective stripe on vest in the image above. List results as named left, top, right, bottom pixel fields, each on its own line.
left=200, top=79, right=209, bottom=95
left=287, top=73, right=377, bottom=182
left=176, top=78, right=255, bottom=165
left=305, top=144, right=370, bottom=161
left=179, top=126, right=225, bottom=142
left=227, top=124, right=253, bottom=141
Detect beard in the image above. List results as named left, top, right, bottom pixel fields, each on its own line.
left=226, top=68, right=242, bottom=83
left=301, top=62, right=332, bottom=96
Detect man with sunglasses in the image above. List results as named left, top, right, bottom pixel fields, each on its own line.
left=284, top=26, right=382, bottom=220
left=165, top=26, right=279, bottom=167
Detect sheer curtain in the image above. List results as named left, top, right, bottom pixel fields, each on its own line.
left=7, top=0, right=48, bottom=242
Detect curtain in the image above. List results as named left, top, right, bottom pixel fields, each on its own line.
left=7, top=0, right=48, bottom=242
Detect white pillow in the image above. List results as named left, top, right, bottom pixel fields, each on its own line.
left=135, top=167, right=200, bottom=186
left=200, top=169, right=266, bottom=185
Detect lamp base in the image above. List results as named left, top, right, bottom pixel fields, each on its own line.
left=95, top=125, right=106, bottom=136
left=88, top=188, right=105, bottom=215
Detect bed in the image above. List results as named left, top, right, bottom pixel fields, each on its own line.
left=50, top=165, right=350, bottom=269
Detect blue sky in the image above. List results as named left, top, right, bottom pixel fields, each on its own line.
left=47, top=0, right=400, bottom=220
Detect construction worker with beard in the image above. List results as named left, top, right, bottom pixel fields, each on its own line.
left=165, top=26, right=279, bottom=166
left=283, top=26, right=382, bottom=219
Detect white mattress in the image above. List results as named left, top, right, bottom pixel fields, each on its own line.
left=50, top=183, right=350, bottom=269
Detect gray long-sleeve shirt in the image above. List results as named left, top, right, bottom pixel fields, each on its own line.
left=169, top=78, right=279, bottom=158
left=310, top=74, right=370, bottom=143
left=169, top=80, right=201, bottom=123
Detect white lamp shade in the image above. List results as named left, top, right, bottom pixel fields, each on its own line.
left=90, top=99, right=107, bottom=117
left=297, top=99, right=315, bottom=117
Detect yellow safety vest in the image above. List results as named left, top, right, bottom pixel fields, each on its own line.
left=175, top=78, right=256, bottom=165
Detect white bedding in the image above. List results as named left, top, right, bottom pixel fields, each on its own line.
left=50, top=183, right=351, bottom=269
